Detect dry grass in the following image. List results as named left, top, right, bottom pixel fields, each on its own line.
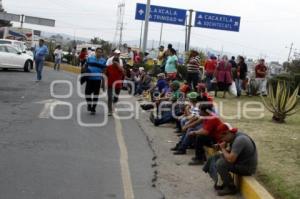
left=213, top=95, right=300, bottom=199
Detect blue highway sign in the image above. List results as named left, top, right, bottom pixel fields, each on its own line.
left=135, top=3, right=187, bottom=26
left=195, top=11, right=241, bottom=32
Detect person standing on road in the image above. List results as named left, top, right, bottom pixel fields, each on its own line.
left=85, top=48, right=107, bottom=114
left=53, top=45, right=63, bottom=71
left=34, top=39, right=49, bottom=81
left=79, top=48, right=88, bottom=68
left=106, top=58, right=124, bottom=116
left=186, top=50, right=201, bottom=90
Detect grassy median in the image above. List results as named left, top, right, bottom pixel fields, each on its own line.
left=213, top=95, right=300, bottom=199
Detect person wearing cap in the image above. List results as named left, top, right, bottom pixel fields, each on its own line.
left=106, top=49, right=124, bottom=67
left=148, top=73, right=168, bottom=100
left=173, top=91, right=200, bottom=134
left=173, top=103, right=221, bottom=156
left=150, top=80, right=183, bottom=126
left=203, top=123, right=257, bottom=196
left=105, top=57, right=125, bottom=116
left=84, top=47, right=107, bottom=114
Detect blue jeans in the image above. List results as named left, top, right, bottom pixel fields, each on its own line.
left=35, top=59, right=44, bottom=80
left=235, top=78, right=243, bottom=96
left=179, top=124, right=202, bottom=151
left=205, top=73, right=214, bottom=91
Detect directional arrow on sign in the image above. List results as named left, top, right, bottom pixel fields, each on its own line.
left=138, top=9, right=145, bottom=16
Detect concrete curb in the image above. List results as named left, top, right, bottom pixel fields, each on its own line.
left=46, top=62, right=275, bottom=199
left=45, top=62, right=81, bottom=74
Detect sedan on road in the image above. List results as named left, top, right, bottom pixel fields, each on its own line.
left=0, top=44, right=34, bottom=72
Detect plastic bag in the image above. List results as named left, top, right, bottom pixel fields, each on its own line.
left=229, top=81, right=237, bottom=96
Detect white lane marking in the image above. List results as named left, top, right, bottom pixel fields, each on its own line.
left=114, top=116, right=135, bottom=199
left=35, top=99, right=64, bottom=118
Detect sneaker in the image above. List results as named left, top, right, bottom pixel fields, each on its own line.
left=90, top=107, right=96, bottom=115
left=170, top=144, right=180, bottom=151
left=188, top=159, right=205, bottom=166
left=173, top=150, right=186, bottom=155
left=87, top=105, right=92, bottom=112
left=214, top=184, right=224, bottom=191
left=217, top=186, right=238, bottom=196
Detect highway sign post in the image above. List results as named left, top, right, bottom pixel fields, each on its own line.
left=135, top=3, right=187, bottom=26
left=195, top=11, right=241, bottom=32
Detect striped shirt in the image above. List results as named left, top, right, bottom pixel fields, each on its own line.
left=187, top=56, right=201, bottom=73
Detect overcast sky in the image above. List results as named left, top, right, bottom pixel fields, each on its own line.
left=3, top=0, right=300, bottom=61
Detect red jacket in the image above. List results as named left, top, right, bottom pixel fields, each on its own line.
left=216, top=61, right=232, bottom=84
left=106, top=65, right=124, bottom=89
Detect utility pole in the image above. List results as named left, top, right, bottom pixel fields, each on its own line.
left=158, top=23, right=163, bottom=47
left=186, top=9, right=193, bottom=51
left=139, top=21, right=143, bottom=49
left=184, top=14, right=188, bottom=51
left=142, top=0, right=151, bottom=53
left=287, top=42, right=294, bottom=62
left=113, top=2, right=125, bottom=49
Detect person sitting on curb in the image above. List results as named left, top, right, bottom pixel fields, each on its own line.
left=172, top=102, right=221, bottom=156
left=203, top=123, right=258, bottom=196
left=150, top=80, right=184, bottom=126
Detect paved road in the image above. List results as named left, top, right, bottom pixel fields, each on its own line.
left=0, top=68, right=243, bottom=199
left=0, top=68, right=161, bottom=199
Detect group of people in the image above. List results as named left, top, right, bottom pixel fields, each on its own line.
left=34, top=39, right=260, bottom=196
left=155, top=43, right=268, bottom=98
left=141, top=75, right=257, bottom=196
left=80, top=48, right=124, bottom=115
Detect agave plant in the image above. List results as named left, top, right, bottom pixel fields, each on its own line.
left=262, top=81, right=299, bottom=123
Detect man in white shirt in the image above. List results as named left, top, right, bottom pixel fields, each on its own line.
left=106, top=49, right=124, bottom=67
left=53, top=45, right=63, bottom=71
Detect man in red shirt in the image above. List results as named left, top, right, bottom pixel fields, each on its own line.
left=188, top=104, right=223, bottom=165
left=105, top=58, right=124, bottom=116
left=204, top=55, right=218, bottom=91
left=255, top=59, right=268, bottom=96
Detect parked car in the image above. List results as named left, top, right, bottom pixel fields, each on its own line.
left=0, top=44, right=34, bottom=72
left=0, top=39, right=34, bottom=57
